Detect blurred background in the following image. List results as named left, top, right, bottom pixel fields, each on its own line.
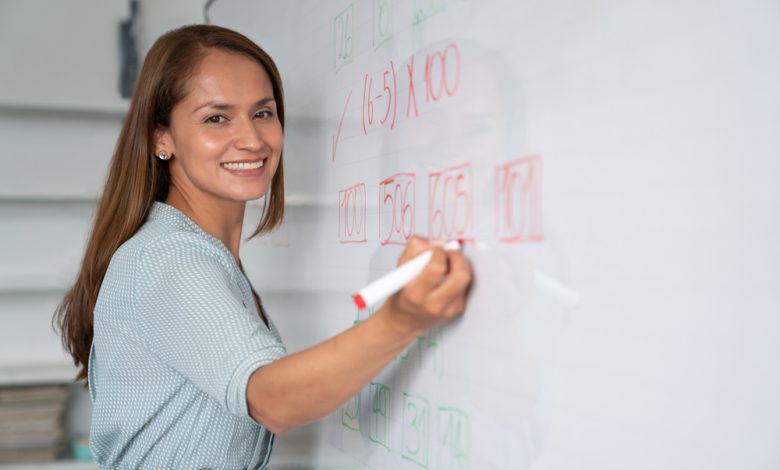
left=0, top=1, right=316, bottom=468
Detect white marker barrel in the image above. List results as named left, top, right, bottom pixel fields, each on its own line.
left=353, top=240, right=462, bottom=309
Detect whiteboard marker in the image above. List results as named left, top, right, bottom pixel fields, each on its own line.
left=353, top=240, right=463, bottom=309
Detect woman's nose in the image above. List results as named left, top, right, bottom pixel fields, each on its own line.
left=234, top=117, right=264, bottom=151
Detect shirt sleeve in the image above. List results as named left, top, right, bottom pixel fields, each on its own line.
left=130, top=232, right=285, bottom=421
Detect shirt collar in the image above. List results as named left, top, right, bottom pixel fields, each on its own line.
left=147, top=201, right=237, bottom=266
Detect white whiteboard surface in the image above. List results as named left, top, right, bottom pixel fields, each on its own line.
left=212, top=1, right=780, bottom=468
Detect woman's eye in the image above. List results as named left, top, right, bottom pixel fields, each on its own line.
left=254, top=110, right=272, bottom=119
left=205, top=115, right=226, bottom=123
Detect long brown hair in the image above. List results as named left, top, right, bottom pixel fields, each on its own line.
left=55, top=25, right=286, bottom=382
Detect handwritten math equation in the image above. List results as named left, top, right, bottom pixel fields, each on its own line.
left=338, top=155, right=544, bottom=245
left=361, top=41, right=460, bottom=135
left=332, top=40, right=461, bottom=162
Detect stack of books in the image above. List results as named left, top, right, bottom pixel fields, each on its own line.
left=0, top=384, right=69, bottom=463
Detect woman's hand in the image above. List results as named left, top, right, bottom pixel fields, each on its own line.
left=380, top=236, right=473, bottom=335
left=247, top=235, right=472, bottom=433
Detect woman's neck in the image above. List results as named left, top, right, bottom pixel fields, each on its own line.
left=165, top=186, right=245, bottom=264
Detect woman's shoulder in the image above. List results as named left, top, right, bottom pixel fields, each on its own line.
left=114, top=208, right=233, bottom=277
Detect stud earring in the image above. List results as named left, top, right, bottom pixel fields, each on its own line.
left=157, top=151, right=170, bottom=161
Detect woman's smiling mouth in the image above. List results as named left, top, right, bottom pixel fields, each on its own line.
left=221, top=160, right=264, bottom=171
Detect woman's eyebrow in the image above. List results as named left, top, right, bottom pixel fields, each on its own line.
left=192, top=97, right=276, bottom=114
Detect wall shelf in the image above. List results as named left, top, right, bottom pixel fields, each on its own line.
left=248, top=193, right=336, bottom=209
left=0, top=362, right=79, bottom=387
left=0, top=274, right=71, bottom=294
left=0, top=100, right=127, bottom=120
left=0, top=194, right=337, bottom=207
left=0, top=460, right=96, bottom=470
left=0, top=195, right=99, bottom=205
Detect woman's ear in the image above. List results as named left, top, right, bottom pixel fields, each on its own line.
left=153, top=127, right=175, bottom=156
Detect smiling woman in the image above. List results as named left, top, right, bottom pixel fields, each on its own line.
left=54, top=25, right=472, bottom=469
left=156, top=49, right=284, bottom=225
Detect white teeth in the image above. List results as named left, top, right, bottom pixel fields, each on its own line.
left=222, top=160, right=264, bottom=170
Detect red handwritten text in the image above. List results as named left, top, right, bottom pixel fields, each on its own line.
left=428, top=163, right=474, bottom=242
left=495, top=155, right=543, bottom=243
left=361, top=42, right=461, bottom=135
left=339, top=183, right=368, bottom=243
left=379, top=173, right=416, bottom=245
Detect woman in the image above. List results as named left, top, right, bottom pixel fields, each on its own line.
left=55, top=25, right=472, bottom=468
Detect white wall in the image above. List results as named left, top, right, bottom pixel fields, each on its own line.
left=0, top=0, right=207, bottom=461
left=1, top=2, right=317, bottom=467
left=136, top=0, right=205, bottom=53
left=0, top=2, right=128, bottom=110
left=1, top=3, right=331, bottom=468
left=0, top=0, right=127, bottom=372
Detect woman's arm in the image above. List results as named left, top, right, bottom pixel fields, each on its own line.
left=246, top=237, right=472, bottom=434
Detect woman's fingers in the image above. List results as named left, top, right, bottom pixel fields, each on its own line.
left=396, top=236, right=431, bottom=266
left=426, top=250, right=472, bottom=316
left=394, top=241, right=473, bottom=325
left=403, top=247, right=448, bottom=305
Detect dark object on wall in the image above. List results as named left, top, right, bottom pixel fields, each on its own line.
left=118, top=0, right=140, bottom=99
left=204, top=0, right=218, bottom=24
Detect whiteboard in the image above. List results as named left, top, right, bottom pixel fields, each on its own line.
left=211, top=1, right=780, bottom=468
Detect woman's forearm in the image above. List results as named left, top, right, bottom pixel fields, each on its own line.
left=246, top=307, right=421, bottom=434
left=246, top=239, right=472, bottom=434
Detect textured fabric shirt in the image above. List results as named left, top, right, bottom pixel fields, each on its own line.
left=88, top=201, right=286, bottom=469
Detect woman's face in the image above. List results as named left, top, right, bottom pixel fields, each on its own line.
left=157, top=48, right=283, bottom=206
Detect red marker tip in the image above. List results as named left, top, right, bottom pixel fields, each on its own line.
left=353, top=294, right=367, bottom=310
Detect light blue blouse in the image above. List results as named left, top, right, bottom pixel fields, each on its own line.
left=88, top=201, right=286, bottom=469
